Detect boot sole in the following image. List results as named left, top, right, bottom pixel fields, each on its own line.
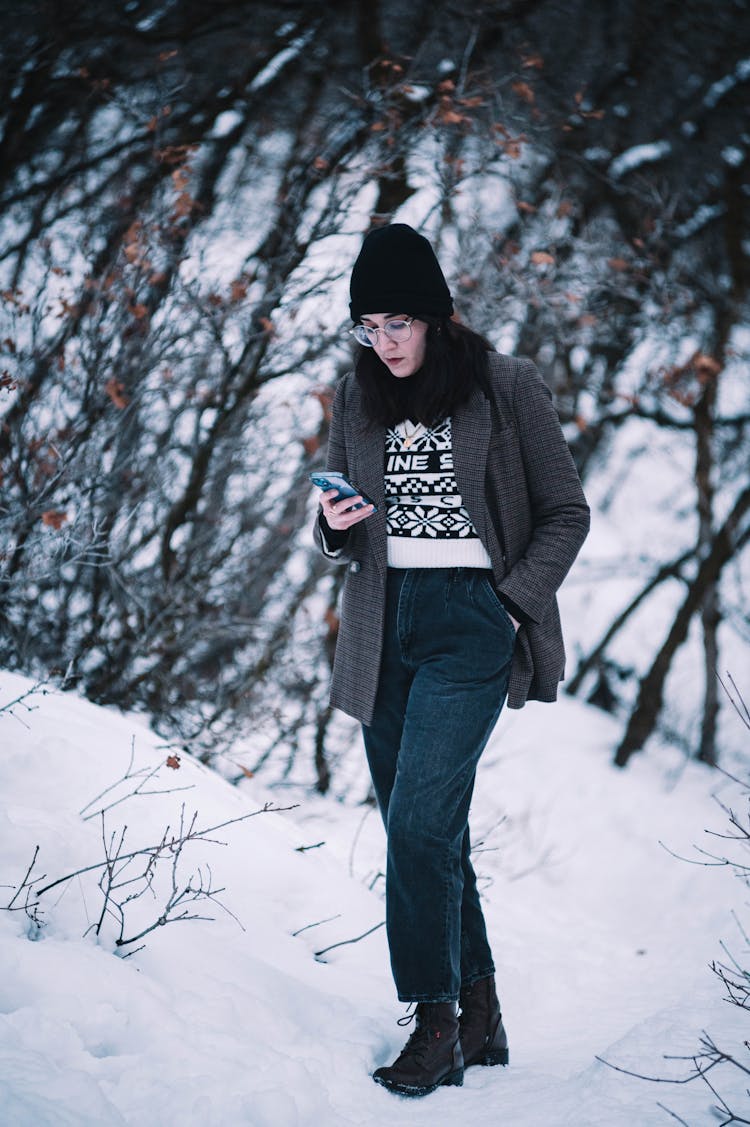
left=373, top=1067, right=464, bottom=1097
left=466, top=1047, right=509, bottom=1068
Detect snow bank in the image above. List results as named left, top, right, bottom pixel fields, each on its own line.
left=0, top=672, right=746, bottom=1125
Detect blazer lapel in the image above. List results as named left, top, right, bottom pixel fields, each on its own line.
left=451, top=383, right=492, bottom=545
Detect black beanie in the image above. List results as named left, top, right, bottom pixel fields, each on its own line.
left=349, top=223, right=453, bottom=322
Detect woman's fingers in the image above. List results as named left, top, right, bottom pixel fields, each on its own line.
left=321, top=489, right=374, bottom=529
left=330, top=500, right=374, bottom=528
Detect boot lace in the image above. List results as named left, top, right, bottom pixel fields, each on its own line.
left=394, top=1006, right=439, bottom=1067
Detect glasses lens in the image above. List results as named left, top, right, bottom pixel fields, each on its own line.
left=353, top=324, right=375, bottom=346
left=385, top=319, right=411, bottom=342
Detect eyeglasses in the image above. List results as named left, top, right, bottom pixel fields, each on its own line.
left=349, top=317, right=415, bottom=348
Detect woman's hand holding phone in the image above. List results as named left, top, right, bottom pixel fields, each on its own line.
left=310, top=472, right=376, bottom=531
left=320, top=488, right=375, bottom=530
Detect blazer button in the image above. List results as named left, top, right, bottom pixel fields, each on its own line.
left=349, top=560, right=361, bottom=574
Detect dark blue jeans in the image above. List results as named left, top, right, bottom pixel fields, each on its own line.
left=362, top=567, right=516, bottom=1003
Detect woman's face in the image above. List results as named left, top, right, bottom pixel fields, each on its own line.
left=360, top=313, right=428, bottom=378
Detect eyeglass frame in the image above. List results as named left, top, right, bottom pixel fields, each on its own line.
left=348, top=316, right=415, bottom=348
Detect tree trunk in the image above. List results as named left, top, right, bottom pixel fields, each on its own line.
left=614, top=485, right=750, bottom=767
left=566, top=547, right=695, bottom=698
left=694, top=365, right=719, bottom=764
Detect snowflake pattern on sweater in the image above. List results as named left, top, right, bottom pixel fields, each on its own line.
left=384, top=418, right=481, bottom=540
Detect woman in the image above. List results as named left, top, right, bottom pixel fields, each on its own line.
left=313, top=223, right=590, bottom=1098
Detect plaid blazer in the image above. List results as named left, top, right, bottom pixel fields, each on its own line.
left=314, top=352, right=590, bottom=726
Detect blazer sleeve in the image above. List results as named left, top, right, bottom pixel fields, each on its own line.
left=495, top=360, right=590, bottom=624
left=313, top=375, right=355, bottom=562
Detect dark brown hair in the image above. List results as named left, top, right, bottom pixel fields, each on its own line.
left=354, top=316, right=495, bottom=428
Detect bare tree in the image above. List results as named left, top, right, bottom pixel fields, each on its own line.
left=1, top=0, right=748, bottom=782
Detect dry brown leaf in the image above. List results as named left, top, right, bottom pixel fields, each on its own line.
left=324, top=608, right=340, bottom=633
left=171, top=169, right=190, bottom=191
left=692, top=352, right=722, bottom=381
left=502, top=138, right=526, bottom=159
left=440, top=107, right=469, bottom=125
left=669, top=388, right=697, bottom=406
left=105, top=377, right=130, bottom=409
left=172, top=192, right=195, bottom=218
left=310, top=387, right=334, bottom=421
left=512, top=81, right=535, bottom=105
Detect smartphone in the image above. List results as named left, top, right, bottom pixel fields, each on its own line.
left=309, top=471, right=378, bottom=512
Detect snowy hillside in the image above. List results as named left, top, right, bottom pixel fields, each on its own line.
left=0, top=670, right=747, bottom=1126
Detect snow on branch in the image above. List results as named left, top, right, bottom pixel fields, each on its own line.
left=608, top=141, right=672, bottom=181
left=704, top=58, right=750, bottom=109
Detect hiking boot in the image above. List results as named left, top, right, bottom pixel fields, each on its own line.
left=373, top=1001, right=464, bottom=1097
left=459, top=974, right=509, bottom=1068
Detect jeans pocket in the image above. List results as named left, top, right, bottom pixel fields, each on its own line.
left=478, top=576, right=517, bottom=640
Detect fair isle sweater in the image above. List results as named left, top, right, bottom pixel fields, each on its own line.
left=384, top=418, right=492, bottom=568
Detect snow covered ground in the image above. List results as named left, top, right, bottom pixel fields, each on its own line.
left=1, top=669, right=747, bottom=1126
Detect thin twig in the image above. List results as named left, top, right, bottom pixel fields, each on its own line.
left=718, top=671, right=750, bottom=729
left=292, top=913, right=341, bottom=937
left=314, top=920, right=384, bottom=958
left=457, top=26, right=479, bottom=96
left=79, top=739, right=194, bottom=821
left=655, top=1103, right=690, bottom=1126
left=349, top=803, right=375, bottom=878
left=595, top=1054, right=705, bottom=1086
left=35, top=802, right=298, bottom=898
left=6, top=845, right=42, bottom=909
left=0, top=680, right=48, bottom=727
